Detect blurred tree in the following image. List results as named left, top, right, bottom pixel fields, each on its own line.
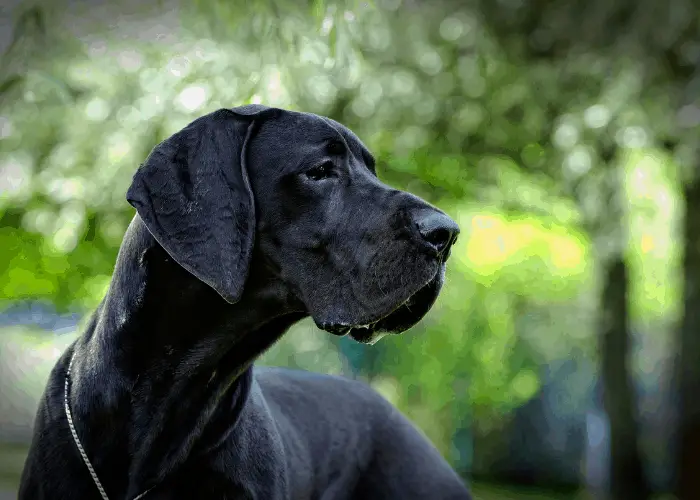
left=600, top=257, right=651, bottom=500
left=677, top=173, right=700, bottom=500
left=473, top=1, right=700, bottom=496
left=664, top=49, right=700, bottom=498
left=594, top=137, right=650, bottom=500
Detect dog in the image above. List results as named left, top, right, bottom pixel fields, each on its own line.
left=19, top=105, right=472, bottom=499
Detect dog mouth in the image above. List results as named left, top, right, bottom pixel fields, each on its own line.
left=319, top=266, right=445, bottom=345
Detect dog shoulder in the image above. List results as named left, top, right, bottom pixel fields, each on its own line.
left=256, top=366, right=390, bottom=401
left=254, top=366, right=398, bottom=428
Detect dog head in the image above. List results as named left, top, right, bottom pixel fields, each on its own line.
left=127, top=105, right=459, bottom=344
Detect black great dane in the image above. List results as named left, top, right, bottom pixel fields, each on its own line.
left=19, top=105, right=472, bottom=499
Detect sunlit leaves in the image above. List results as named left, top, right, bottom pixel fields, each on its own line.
left=623, top=148, right=683, bottom=324
left=0, top=229, right=59, bottom=304
left=451, top=209, right=591, bottom=299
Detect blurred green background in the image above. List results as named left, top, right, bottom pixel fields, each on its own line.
left=1, top=0, right=699, bottom=498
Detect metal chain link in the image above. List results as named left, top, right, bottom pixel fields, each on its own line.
left=64, top=350, right=153, bottom=500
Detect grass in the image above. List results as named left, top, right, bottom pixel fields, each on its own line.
left=471, top=481, right=581, bottom=500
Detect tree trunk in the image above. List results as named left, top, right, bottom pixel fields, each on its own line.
left=676, top=178, right=700, bottom=500
left=600, top=257, right=651, bottom=500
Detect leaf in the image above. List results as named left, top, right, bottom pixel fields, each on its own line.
left=329, top=23, right=338, bottom=58
left=311, top=0, right=326, bottom=21
left=0, top=74, right=24, bottom=99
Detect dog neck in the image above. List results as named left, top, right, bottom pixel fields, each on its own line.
left=68, top=216, right=305, bottom=498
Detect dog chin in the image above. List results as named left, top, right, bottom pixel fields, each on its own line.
left=318, top=266, right=445, bottom=345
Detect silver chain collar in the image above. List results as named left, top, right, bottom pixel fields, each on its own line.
left=64, top=351, right=153, bottom=500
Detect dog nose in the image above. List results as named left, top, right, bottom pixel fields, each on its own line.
left=415, top=210, right=460, bottom=255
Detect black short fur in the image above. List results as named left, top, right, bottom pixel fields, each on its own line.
left=19, top=105, right=471, bottom=499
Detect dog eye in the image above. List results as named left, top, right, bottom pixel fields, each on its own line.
left=305, top=161, right=334, bottom=181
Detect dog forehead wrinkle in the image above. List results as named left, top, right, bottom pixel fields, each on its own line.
left=251, top=111, right=375, bottom=180
left=295, top=112, right=370, bottom=160
left=316, top=115, right=350, bottom=144
left=320, top=116, right=376, bottom=167
left=248, top=129, right=322, bottom=175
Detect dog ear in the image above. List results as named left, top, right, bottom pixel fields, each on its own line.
left=126, top=106, right=278, bottom=304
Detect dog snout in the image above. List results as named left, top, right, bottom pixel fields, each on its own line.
left=414, top=209, right=460, bottom=257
